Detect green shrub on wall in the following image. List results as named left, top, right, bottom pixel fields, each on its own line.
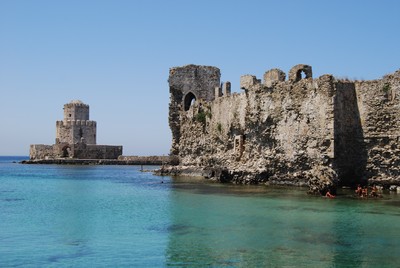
left=217, top=123, right=222, bottom=133
left=383, top=83, right=391, bottom=93
left=195, top=111, right=207, bottom=123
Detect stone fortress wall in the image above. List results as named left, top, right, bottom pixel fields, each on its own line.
left=30, top=100, right=122, bottom=160
left=164, top=64, right=400, bottom=193
left=56, top=119, right=97, bottom=145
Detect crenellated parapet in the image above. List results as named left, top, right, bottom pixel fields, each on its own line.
left=214, top=82, right=232, bottom=99
left=263, top=69, right=286, bottom=87
left=56, top=120, right=97, bottom=127
left=240, top=75, right=261, bottom=90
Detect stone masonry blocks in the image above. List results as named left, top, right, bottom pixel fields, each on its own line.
left=240, top=75, right=260, bottom=89
left=263, top=69, right=286, bottom=86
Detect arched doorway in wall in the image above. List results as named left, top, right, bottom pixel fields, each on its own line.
left=62, top=145, right=71, bottom=158
left=183, top=92, right=197, bottom=111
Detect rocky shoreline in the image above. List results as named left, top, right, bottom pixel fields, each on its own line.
left=155, top=165, right=338, bottom=195
left=155, top=165, right=400, bottom=194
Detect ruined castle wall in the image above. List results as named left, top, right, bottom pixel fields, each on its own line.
left=354, top=71, right=400, bottom=185
left=166, top=64, right=400, bottom=189
left=176, top=74, right=337, bottom=185
left=333, top=81, right=366, bottom=185
left=212, top=93, right=247, bottom=134
left=73, top=144, right=122, bottom=159
left=30, top=144, right=56, bottom=160
left=177, top=92, right=247, bottom=167
left=30, top=144, right=122, bottom=160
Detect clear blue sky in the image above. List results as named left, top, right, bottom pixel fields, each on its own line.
left=1, top=0, right=399, bottom=156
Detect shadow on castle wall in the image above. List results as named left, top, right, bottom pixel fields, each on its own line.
left=334, top=82, right=368, bottom=186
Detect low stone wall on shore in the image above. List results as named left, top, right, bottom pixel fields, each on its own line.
left=21, top=155, right=172, bottom=165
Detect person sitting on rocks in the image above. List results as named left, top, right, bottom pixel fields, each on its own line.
left=370, top=185, right=378, bottom=197
left=325, top=189, right=335, bottom=198
left=361, top=187, right=368, bottom=198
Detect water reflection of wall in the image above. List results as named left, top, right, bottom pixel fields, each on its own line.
left=165, top=184, right=343, bottom=266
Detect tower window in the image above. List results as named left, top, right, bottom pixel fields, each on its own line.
left=183, top=92, right=196, bottom=111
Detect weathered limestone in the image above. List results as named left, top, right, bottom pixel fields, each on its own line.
left=240, top=75, right=261, bottom=89
left=223, top=82, right=231, bottom=96
left=29, top=100, right=122, bottom=160
left=215, top=86, right=222, bottom=98
left=163, top=64, right=400, bottom=193
left=353, top=71, right=400, bottom=186
left=263, top=68, right=286, bottom=87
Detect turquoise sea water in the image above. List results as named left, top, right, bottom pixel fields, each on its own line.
left=1, top=156, right=400, bottom=267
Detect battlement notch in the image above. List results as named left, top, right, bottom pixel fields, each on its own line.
left=240, top=75, right=261, bottom=90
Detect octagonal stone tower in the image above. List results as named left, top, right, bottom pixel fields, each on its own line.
left=56, top=100, right=97, bottom=145
left=29, top=100, right=122, bottom=160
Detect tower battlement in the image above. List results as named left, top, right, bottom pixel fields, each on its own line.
left=63, top=100, right=90, bottom=121
left=56, top=100, right=97, bottom=145
left=56, top=120, right=97, bottom=127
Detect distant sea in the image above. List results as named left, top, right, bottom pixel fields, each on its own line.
left=1, top=156, right=400, bottom=267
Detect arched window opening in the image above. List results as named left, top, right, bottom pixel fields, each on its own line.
left=184, top=92, right=197, bottom=111
left=289, top=65, right=312, bottom=82
left=296, top=70, right=307, bottom=81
